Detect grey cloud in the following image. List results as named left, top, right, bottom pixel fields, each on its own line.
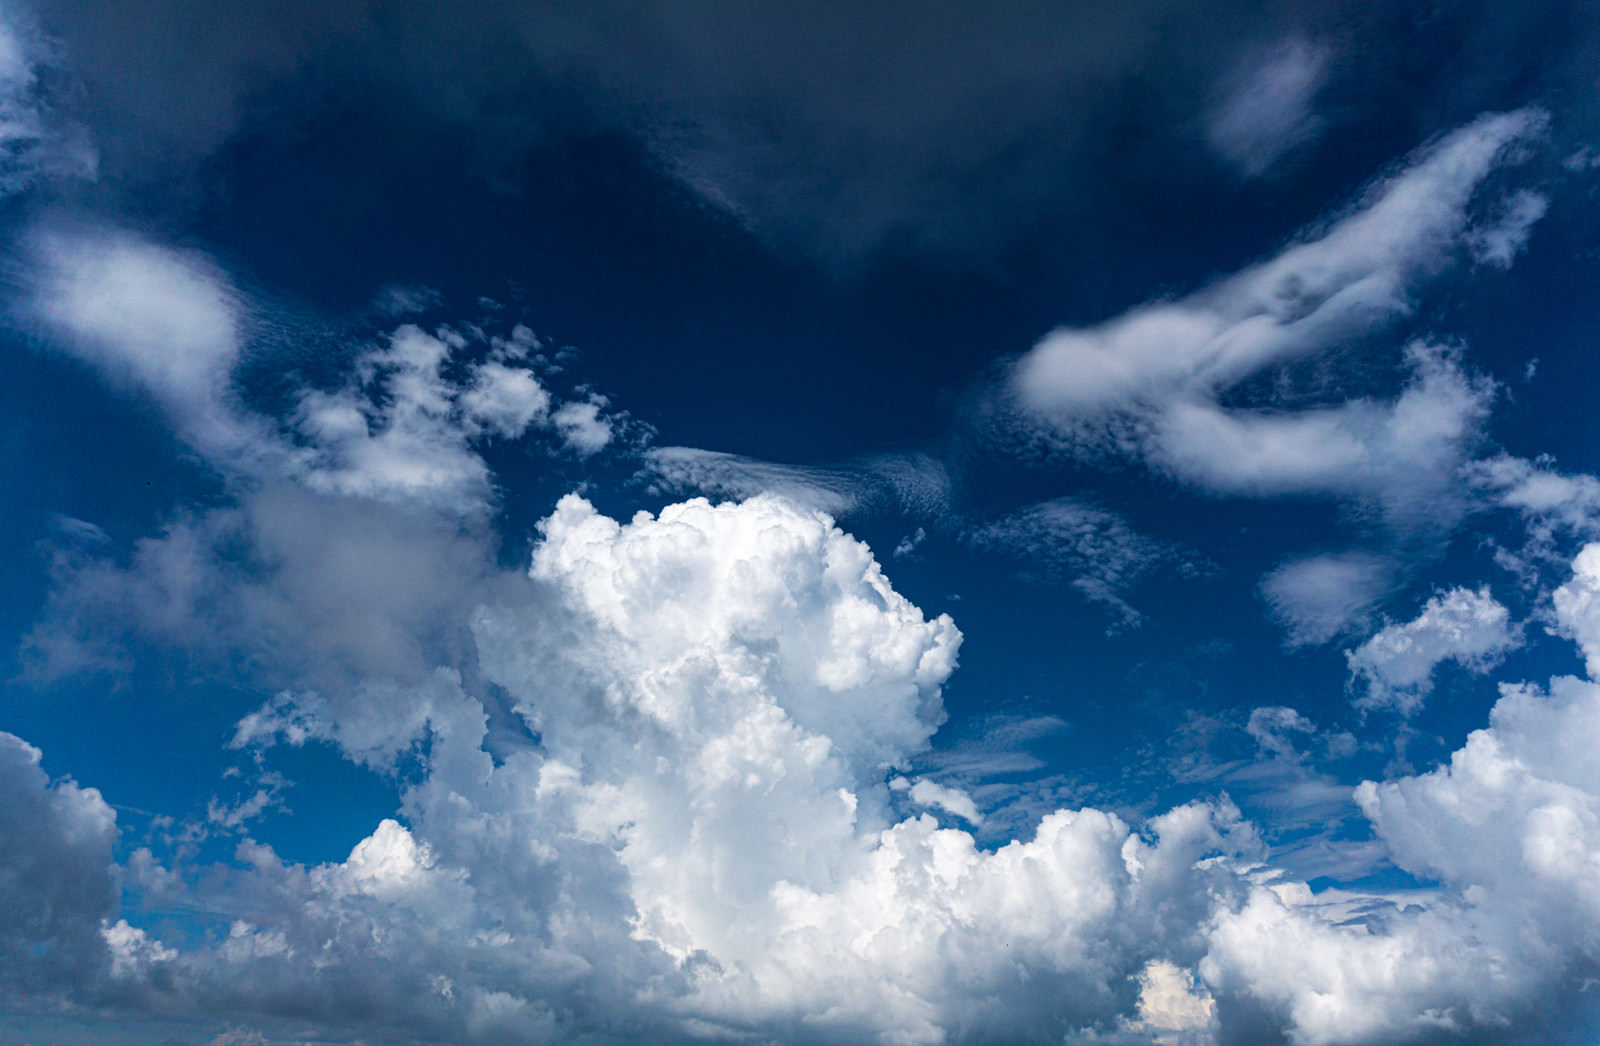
left=10, top=0, right=1600, bottom=270
left=24, top=0, right=1230, bottom=261
left=0, top=731, right=118, bottom=1000
left=23, top=483, right=513, bottom=701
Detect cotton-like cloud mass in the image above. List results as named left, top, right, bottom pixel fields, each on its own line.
left=1553, top=544, right=1600, bottom=680
left=1201, top=547, right=1600, bottom=1046
left=77, top=491, right=1259, bottom=1044
left=1346, top=586, right=1519, bottom=716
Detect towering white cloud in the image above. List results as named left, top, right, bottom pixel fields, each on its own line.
left=118, top=492, right=1266, bottom=1045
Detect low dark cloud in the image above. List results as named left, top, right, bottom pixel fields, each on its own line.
left=27, top=0, right=1600, bottom=266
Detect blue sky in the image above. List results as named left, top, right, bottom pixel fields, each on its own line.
left=5, top=2, right=1600, bottom=1044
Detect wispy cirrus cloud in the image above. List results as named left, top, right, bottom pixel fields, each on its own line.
left=967, top=497, right=1199, bottom=630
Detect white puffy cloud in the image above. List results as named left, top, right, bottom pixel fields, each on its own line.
left=30, top=499, right=1600, bottom=1046
left=1198, top=545, right=1600, bottom=1045
left=1466, top=454, right=1600, bottom=583
left=1126, top=959, right=1217, bottom=1044
left=501, top=493, right=961, bottom=785
left=116, top=492, right=1274, bottom=1045
left=893, top=776, right=984, bottom=825
left=13, top=226, right=634, bottom=702
left=1210, top=667, right=1600, bottom=1045
left=1202, top=882, right=1518, bottom=1046
left=1357, top=672, right=1600, bottom=934
left=294, top=323, right=566, bottom=512
left=10, top=123, right=1597, bottom=1043
left=459, top=360, right=551, bottom=438
left=13, top=220, right=622, bottom=521
left=1470, top=454, right=1600, bottom=537
left=1346, top=586, right=1519, bottom=715
left=551, top=399, right=613, bottom=456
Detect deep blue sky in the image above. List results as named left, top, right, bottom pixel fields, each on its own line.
left=5, top=3, right=1600, bottom=1045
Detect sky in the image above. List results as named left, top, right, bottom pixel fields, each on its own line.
left=5, top=1, right=1600, bottom=1044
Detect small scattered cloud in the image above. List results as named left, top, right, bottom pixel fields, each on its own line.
left=1468, top=189, right=1550, bottom=269
left=371, top=283, right=444, bottom=319
left=1346, top=586, right=1519, bottom=716
left=551, top=399, right=613, bottom=457
left=893, top=526, right=926, bottom=559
